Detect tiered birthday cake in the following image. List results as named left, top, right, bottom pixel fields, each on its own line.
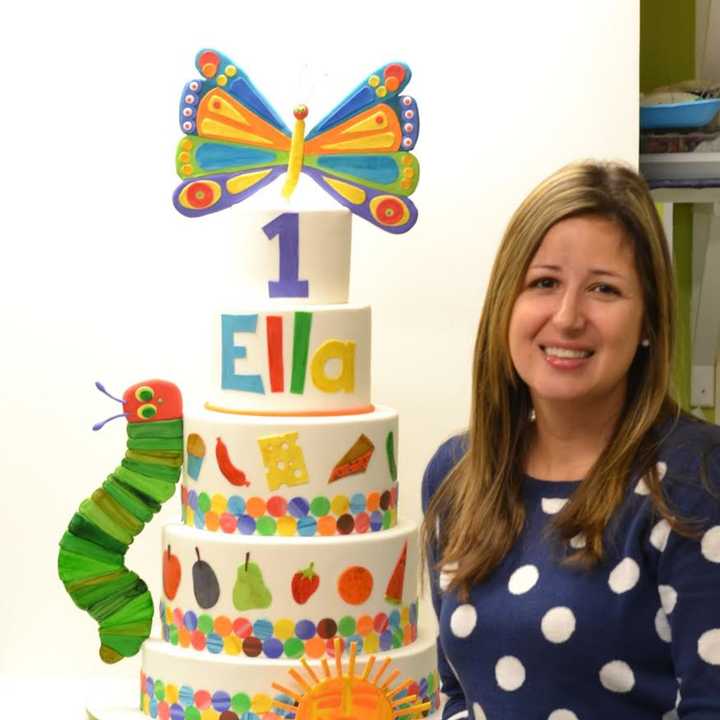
left=140, top=207, right=440, bottom=719
left=59, top=49, right=440, bottom=720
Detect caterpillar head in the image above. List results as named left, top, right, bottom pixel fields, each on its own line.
left=123, top=380, right=183, bottom=423
left=92, top=379, right=183, bottom=430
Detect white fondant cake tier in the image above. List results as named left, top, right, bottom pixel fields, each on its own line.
left=209, top=303, right=371, bottom=415
left=182, top=405, right=399, bottom=536
left=232, top=209, right=351, bottom=305
left=160, top=522, right=419, bottom=659
left=140, top=629, right=441, bottom=718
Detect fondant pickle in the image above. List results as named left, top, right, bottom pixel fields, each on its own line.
left=57, top=380, right=183, bottom=663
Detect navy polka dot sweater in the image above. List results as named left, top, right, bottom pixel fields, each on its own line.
left=421, top=414, right=720, bottom=720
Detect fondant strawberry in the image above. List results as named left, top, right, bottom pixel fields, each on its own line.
left=291, top=562, right=320, bottom=605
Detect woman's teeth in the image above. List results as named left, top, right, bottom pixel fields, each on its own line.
left=542, top=346, right=593, bottom=359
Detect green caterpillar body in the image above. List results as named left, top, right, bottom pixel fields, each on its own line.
left=58, top=380, right=183, bottom=663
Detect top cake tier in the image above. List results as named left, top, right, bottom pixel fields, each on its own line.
left=232, top=209, right=351, bottom=305
left=206, top=208, right=375, bottom=416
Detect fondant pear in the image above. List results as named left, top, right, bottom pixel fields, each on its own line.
left=233, top=552, right=272, bottom=611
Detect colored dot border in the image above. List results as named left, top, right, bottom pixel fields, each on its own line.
left=180, top=485, right=398, bottom=536
left=139, top=667, right=441, bottom=719
left=159, top=600, right=418, bottom=659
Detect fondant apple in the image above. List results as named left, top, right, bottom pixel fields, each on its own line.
left=163, top=545, right=181, bottom=600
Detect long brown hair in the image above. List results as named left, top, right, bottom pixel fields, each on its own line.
left=421, top=160, right=689, bottom=601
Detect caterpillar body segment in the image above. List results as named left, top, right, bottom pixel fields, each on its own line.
left=58, top=380, right=183, bottom=663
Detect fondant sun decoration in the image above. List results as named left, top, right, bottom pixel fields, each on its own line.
left=272, top=639, right=431, bottom=720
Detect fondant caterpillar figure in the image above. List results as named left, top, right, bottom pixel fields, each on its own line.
left=58, top=379, right=183, bottom=663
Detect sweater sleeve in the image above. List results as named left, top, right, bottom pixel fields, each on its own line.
left=656, top=436, right=720, bottom=719
left=421, top=437, right=469, bottom=720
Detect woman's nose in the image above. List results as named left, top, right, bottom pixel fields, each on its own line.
left=553, top=289, right=586, bottom=332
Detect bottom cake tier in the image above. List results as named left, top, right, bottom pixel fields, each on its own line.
left=139, top=629, right=441, bottom=719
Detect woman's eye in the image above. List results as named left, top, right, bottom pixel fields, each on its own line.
left=592, top=283, right=619, bottom=295
left=530, top=277, right=556, bottom=289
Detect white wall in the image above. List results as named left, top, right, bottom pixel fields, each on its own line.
left=696, top=0, right=720, bottom=81
left=0, top=0, right=639, bottom=712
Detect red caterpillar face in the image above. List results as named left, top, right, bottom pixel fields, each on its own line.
left=122, top=380, right=182, bottom=423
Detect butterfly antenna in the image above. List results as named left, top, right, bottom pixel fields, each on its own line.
left=92, top=413, right=128, bottom=432
left=95, top=381, right=126, bottom=404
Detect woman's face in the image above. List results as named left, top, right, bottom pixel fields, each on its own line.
left=508, top=214, right=645, bottom=413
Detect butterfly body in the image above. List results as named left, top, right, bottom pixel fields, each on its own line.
left=174, top=49, right=420, bottom=233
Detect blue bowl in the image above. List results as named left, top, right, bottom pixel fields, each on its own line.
left=640, top=98, right=720, bottom=130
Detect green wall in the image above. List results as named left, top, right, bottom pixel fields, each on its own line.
left=640, top=0, right=695, bottom=93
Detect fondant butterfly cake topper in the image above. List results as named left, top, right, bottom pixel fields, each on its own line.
left=173, top=49, right=420, bottom=233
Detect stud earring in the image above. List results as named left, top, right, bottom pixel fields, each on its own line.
left=641, top=339, right=650, bottom=347
left=529, top=408, right=536, bottom=421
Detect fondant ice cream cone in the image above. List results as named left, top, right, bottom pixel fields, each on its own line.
left=186, top=433, right=206, bottom=480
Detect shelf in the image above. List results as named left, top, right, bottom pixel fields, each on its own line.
left=651, top=187, right=720, bottom=204
left=640, top=151, right=720, bottom=183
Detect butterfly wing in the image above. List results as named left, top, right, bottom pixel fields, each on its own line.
left=305, top=94, right=419, bottom=156
left=304, top=152, right=419, bottom=196
left=176, top=136, right=288, bottom=178
left=306, top=62, right=413, bottom=141
left=174, top=50, right=291, bottom=217
left=302, top=64, right=419, bottom=233
left=173, top=168, right=286, bottom=217
left=187, top=49, right=290, bottom=135
left=303, top=168, right=417, bottom=234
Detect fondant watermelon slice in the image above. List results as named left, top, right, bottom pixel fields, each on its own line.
left=328, top=434, right=375, bottom=483
left=385, top=541, right=407, bottom=605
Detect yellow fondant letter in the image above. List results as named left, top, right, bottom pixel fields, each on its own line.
left=310, top=340, right=356, bottom=393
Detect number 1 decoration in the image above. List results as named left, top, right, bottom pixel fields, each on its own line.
left=263, top=213, right=309, bottom=298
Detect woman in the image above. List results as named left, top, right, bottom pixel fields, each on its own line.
left=421, top=161, right=720, bottom=720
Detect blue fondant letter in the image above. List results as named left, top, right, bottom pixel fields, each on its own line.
left=221, top=314, right=265, bottom=393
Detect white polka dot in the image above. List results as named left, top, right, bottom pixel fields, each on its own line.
left=508, top=564, right=539, bottom=595
left=701, top=526, right=720, bottom=563
left=599, top=660, right=635, bottom=692
left=473, top=703, right=487, bottom=720
left=541, top=606, right=576, bottom=643
left=570, top=533, right=586, bottom=549
left=450, top=604, right=477, bottom=638
left=655, top=608, right=672, bottom=642
left=496, top=655, right=526, bottom=691
left=608, top=558, right=640, bottom=594
left=542, top=497, right=568, bottom=514
left=659, top=585, right=677, bottom=615
left=657, top=461, right=667, bottom=480
left=698, top=628, right=720, bottom=664
left=548, top=711, right=579, bottom=720
left=650, top=519, right=671, bottom=552
left=634, top=477, right=650, bottom=495
left=439, top=562, right=458, bottom=592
